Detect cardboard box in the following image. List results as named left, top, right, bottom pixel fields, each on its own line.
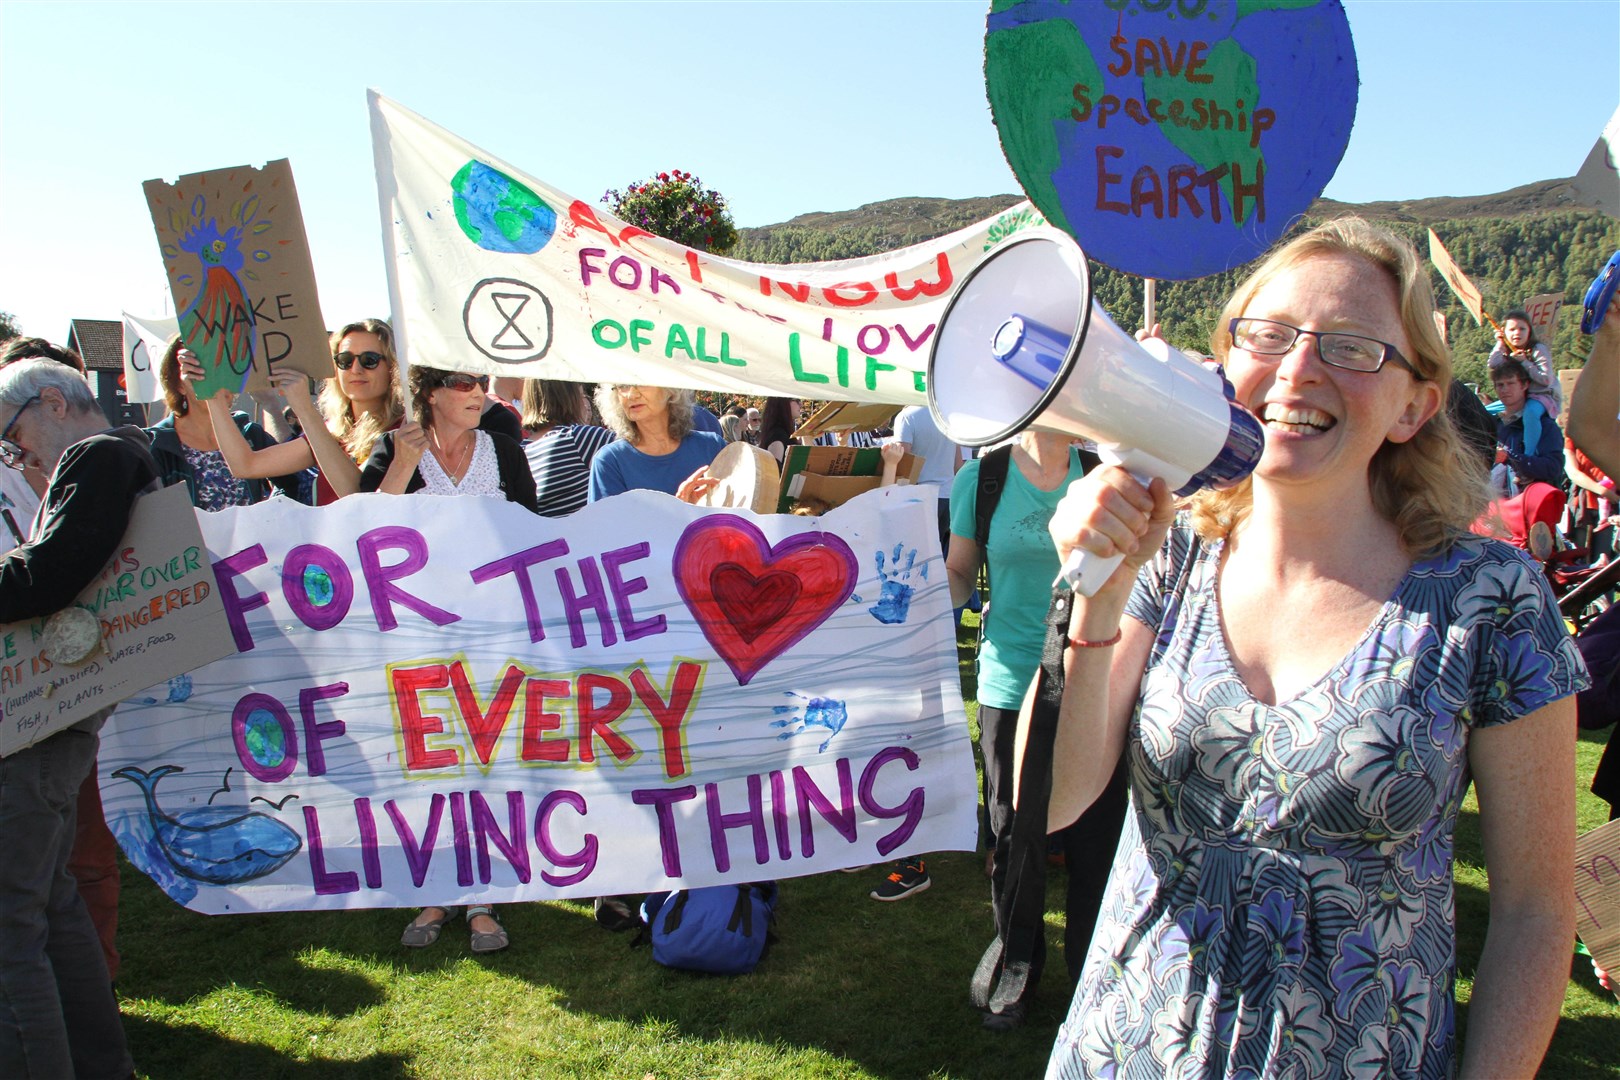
left=777, top=445, right=922, bottom=514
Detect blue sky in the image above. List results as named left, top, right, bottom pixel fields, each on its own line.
left=1, top=0, right=1616, bottom=341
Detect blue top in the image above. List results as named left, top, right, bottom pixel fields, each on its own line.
left=949, top=446, right=1088, bottom=709
left=691, top=405, right=724, bottom=436
left=1497, top=400, right=1564, bottom=489
left=588, top=431, right=726, bottom=501
left=893, top=405, right=960, bottom=489
left=1048, top=525, right=1587, bottom=1080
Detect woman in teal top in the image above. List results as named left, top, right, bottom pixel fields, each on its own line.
left=945, top=431, right=1124, bottom=998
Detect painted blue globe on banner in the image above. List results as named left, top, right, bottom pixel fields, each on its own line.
left=452, top=160, right=557, bottom=255
left=239, top=707, right=290, bottom=772
left=985, top=0, right=1357, bottom=279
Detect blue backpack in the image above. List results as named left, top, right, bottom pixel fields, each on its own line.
left=639, top=883, right=778, bottom=974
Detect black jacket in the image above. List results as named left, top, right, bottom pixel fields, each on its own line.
left=0, top=427, right=161, bottom=623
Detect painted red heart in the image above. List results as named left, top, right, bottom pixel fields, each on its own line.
left=673, top=515, right=858, bottom=686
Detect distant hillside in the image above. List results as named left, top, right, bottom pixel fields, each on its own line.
left=733, top=181, right=1620, bottom=390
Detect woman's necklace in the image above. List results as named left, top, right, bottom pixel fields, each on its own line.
left=432, top=430, right=474, bottom=482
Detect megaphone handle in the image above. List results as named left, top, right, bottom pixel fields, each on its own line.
left=1059, top=548, right=1126, bottom=598
left=1055, top=465, right=1153, bottom=598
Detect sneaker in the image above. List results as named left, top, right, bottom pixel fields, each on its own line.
left=870, top=859, right=930, bottom=901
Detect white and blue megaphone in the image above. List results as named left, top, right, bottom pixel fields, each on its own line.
left=927, top=228, right=1264, bottom=595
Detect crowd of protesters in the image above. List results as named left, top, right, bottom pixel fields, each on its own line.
left=2, top=217, right=1618, bottom=1078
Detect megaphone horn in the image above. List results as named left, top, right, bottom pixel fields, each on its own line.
left=926, top=228, right=1264, bottom=594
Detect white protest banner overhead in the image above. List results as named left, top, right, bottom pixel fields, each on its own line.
left=369, top=91, right=1045, bottom=404
left=99, top=487, right=976, bottom=913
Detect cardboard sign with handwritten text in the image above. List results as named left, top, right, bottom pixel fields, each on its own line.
left=1575, top=817, right=1620, bottom=977
left=0, top=485, right=235, bottom=755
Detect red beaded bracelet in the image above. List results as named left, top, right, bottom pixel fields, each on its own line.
left=1068, top=629, right=1123, bottom=649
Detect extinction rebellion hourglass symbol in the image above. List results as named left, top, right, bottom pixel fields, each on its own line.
left=462, top=277, right=554, bottom=363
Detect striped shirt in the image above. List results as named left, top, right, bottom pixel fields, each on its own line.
left=523, top=425, right=616, bottom=516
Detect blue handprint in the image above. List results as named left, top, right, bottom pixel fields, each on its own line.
left=868, top=542, right=925, bottom=624
left=770, top=693, right=849, bottom=752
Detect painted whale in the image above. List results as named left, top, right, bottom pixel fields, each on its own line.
left=112, top=764, right=302, bottom=885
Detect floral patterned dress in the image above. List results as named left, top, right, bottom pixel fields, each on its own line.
left=1048, top=525, right=1586, bottom=1080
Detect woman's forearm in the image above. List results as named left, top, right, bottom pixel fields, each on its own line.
left=1457, top=908, right=1572, bottom=1078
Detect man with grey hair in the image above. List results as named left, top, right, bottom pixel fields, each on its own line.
left=0, top=357, right=150, bottom=1078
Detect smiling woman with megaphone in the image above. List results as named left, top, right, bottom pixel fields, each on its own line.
left=1015, top=218, right=1582, bottom=1079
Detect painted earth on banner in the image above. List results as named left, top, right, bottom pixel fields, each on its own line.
left=99, top=487, right=976, bottom=913
left=370, top=90, right=1044, bottom=402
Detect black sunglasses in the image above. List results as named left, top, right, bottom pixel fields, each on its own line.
left=334, top=350, right=387, bottom=371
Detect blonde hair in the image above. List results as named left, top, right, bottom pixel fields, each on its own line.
left=593, top=384, right=695, bottom=445
left=318, top=319, right=405, bottom=461
left=1188, top=217, right=1492, bottom=556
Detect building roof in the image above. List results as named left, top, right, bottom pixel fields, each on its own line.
left=66, top=319, right=125, bottom=373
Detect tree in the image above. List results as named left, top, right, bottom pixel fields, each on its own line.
left=0, top=310, right=18, bottom=343
left=602, top=169, right=738, bottom=254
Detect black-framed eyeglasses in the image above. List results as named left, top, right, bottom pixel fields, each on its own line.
left=0, top=395, right=40, bottom=470
left=334, top=350, right=387, bottom=371
left=1228, top=318, right=1420, bottom=377
left=435, top=373, right=489, bottom=392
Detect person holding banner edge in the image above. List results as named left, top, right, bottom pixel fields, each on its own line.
left=360, top=367, right=537, bottom=509
left=1030, top=219, right=1581, bottom=1078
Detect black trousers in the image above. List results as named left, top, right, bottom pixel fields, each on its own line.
left=979, top=702, right=1130, bottom=983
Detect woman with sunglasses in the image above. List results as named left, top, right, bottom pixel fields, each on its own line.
left=149, top=336, right=304, bottom=509
left=190, top=319, right=405, bottom=504
left=359, top=367, right=537, bottom=511
left=1035, top=219, right=1581, bottom=1078
left=361, top=364, right=535, bottom=953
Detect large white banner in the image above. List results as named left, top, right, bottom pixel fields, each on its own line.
left=370, top=90, right=1044, bottom=403
left=99, top=487, right=976, bottom=912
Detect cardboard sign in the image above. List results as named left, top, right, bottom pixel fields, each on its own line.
left=795, top=401, right=904, bottom=442
left=98, top=488, right=977, bottom=912
left=0, top=485, right=236, bottom=756
left=1523, top=292, right=1564, bottom=349
left=144, top=159, right=330, bottom=399
left=1429, top=229, right=1486, bottom=325
left=121, top=312, right=178, bottom=406
left=371, top=92, right=1041, bottom=404
left=1576, top=817, right=1620, bottom=978
left=983, top=0, right=1357, bottom=280
left=778, top=445, right=923, bottom=514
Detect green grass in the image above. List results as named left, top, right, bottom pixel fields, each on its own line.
left=114, top=614, right=1619, bottom=1078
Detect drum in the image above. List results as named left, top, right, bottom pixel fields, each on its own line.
left=699, top=442, right=781, bottom=515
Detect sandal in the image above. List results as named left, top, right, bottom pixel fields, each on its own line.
left=401, top=906, right=460, bottom=948
left=466, top=905, right=509, bottom=954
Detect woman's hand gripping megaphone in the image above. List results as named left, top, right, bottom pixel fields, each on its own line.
left=1051, top=466, right=1177, bottom=599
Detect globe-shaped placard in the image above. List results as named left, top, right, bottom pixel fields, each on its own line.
left=984, top=0, right=1357, bottom=280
